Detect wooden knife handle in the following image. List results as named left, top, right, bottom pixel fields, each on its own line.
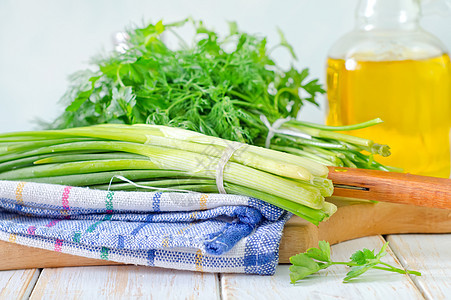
left=327, top=166, right=451, bottom=209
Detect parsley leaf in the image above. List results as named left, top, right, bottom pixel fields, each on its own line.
left=350, top=248, right=376, bottom=265
left=289, top=253, right=325, bottom=284
left=289, top=241, right=421, bottom=284
left=343, top=264, right=379, bottom=282
left=289, top=265, right=320, bottom=284
left=306, top=240, right=331, bottom=262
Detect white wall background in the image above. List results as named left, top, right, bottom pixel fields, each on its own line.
left=0, top=0, right=450, bottom=132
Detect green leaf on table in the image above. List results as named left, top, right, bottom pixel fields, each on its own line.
left=289, top=240, right=421, bottom=284
left=375, top=241, right=389, bottom=260
left=290, top=253, right=320, bottom=269
left=344, top=263, right=378, bottom=282
left=306, top=240, right=331, bottom=262
left=350, top=248, right=376, bottom=265
left=289, top=265, right=321, bottom=283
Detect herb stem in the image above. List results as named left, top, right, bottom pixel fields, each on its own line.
left=116, top=65, right=125, bottom=88
left=227, top=90, right=254, bottom=103
left=273, top=87, right=294, bottom=111
left=378, top=262, right=422, bottom=276
left=230, top=99, right=261, bottom=109
left=287, top=118, right=384, bottom=131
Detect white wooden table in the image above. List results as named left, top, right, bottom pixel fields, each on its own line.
left=1, top=234, right=450, bottom=299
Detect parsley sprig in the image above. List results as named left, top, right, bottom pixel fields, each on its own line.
left=289, top=241, right=421, bottom=283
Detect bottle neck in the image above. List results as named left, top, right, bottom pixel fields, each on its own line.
left=355, top=0, right=421, bottom=31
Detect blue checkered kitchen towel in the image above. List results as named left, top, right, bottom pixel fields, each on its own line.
left=0, top=180, right=291, bottom=275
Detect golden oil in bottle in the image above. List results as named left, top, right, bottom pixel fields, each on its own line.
left=326, top=54, right=451, bottom=177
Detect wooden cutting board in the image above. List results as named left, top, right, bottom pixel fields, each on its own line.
left=1, top=199, right=450, bottom=270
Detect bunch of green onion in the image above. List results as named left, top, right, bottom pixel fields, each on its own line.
left=0, top=124, right=338, bottom=225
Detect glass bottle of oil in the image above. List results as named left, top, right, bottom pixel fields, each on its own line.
left=326, top=0, right=451, bottom=178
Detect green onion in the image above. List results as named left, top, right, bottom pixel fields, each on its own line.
left=28, top=170, right=194, bottom=186
left=0, top=124, right=339, bottom=223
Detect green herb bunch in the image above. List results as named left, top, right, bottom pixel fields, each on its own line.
left=51, top=19, right=395, bottom=171
left=54, top=19, right=319, bottom=143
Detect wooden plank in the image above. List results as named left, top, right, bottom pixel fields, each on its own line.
left=29, top=265, right=219, bottom=299
left=0, top=269, right=40, bottom=299
left=0, top=241, right=122, bottom=270
left=387, top=234, right=451, bottom=300
left=1, top=201, right=450, bottom=270
left=221, top=236, right=424, bottom=300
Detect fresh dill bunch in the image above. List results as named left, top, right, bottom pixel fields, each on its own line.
left=51, top=19, right=324, bottom=144
left=49, top=18, right=394, bottom=171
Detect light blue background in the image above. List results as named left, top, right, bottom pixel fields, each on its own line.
left=0, top=0, right=450, bottom=132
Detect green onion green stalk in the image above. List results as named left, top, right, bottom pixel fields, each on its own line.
left=0, top=124, right=340, bottom=225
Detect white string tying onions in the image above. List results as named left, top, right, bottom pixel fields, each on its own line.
left=107, top=142, right=245, bottom=195
left=107, top=175, right=199, bottom=193
left=260, top=115, right=312, bottom=148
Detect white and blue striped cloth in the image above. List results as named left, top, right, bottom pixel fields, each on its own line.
left=0, top=180, right=291, bottom=275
